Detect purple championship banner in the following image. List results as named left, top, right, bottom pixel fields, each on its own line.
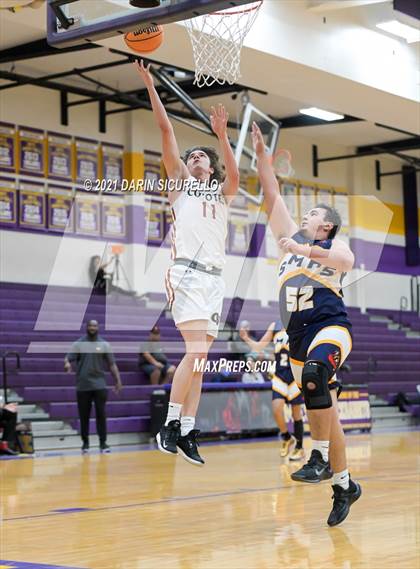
left=19, top=181, right=46, bottom=230
left=316, top=184, right=334, bottom=207
left=102, top=143, right=124, bottom=188
left=47, top=132, right=73, bottom=181
left=18, top=126, right=45, bottom=177
left=333, top=190, right=350, bottom=235
left=281, top=180, right=299, bottom=224
left=101, top=195, right=126, bottom=239
left=74, top=137, right=100, bottom=183
left=299, top=183, right=317, bottom=219
left=228, top=214, right=249, bottom=255
left=48, top=186, right=74, bottom=233
left=75, top=191, right=100, bottom=236
left=0, top=122, right=17, bottom=173
left=235, top=169, right=250, bottom=210
left=0, top=177, right=18, bottom=227
left=144, top=150, right=163, bottom=196
left=196, top=386, right=371, bottom=435
left=145, top=199, right=165, bottom=244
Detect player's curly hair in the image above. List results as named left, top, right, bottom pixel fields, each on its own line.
left=315, top=203, right=342, bottom=239
left=182, top=146, right=224, bottom=184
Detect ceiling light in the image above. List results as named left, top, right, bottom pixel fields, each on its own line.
left=376, top=20, right=420, bottom=43
left=299, top=107, right=344, bottom=121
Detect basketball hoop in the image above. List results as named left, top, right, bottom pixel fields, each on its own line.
left=270, top=149, right=295, bottom=179
left=184, top=1, right=263, bottom=88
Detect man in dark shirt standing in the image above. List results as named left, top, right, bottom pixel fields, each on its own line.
left=64, top=320, right=123, bottom=453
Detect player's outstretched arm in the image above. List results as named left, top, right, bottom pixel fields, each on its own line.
left=134, top=61, right=189, bottom=201
left=311, top=238, right=355, bottom=272
left=278, top=237, right=354, bottom=272
left=251, top=122, right=298, bottom=239
left=239, top=322, right=275, bottom=353
left=210, top=104, right=240, bottom=204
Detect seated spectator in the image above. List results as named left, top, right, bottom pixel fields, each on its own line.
left=241, top=355, right=266, bottom=384
left=139, top=325, right=176, bottom=385
left=0, top=402, right=19, bottom=455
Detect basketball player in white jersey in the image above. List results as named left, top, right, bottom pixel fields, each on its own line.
left=135, top=61, right=239, bottom=466
left=251, top=122, right=361, bottom=526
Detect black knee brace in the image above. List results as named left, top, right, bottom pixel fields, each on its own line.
left=302, top=360, right=332, bottom=410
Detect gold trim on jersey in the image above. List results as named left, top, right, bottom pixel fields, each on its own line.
left=272, top=377, right=288, bottom=397
left=308, top=326, right=353, bottom=355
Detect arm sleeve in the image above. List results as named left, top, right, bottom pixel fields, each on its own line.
left=66, top=341, right=80, bottom=362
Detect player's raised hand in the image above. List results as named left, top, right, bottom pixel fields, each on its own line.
left=210, top=104, right=228, bottom=138
left=134, top=59, right=154, bottom=89
left=279, top=237, right=310, bottom=257
left=251, top=121, right=266, bottom=157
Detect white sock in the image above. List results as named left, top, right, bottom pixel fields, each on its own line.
left=181, top=416, right=195, bottom=437
left=312, top=440, right=329, bottom=462
left=333, top=469, right=350, bottom=490
left=165, top=402, right=182, bottom=425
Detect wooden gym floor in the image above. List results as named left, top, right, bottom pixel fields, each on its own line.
left=1, top=430, right=419, bottom=569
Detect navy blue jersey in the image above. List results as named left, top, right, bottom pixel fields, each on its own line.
left=278, top=231, right=351, bottom=336
left=272, top=320, right=290, bottom=376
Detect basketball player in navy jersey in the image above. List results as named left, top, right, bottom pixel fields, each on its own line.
left=240, top=321, right=305, bottom=460
left=135, top=61, right=239, bottom=466
left=251, top=122, right=361, bottom=526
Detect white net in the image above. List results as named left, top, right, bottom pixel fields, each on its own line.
left=184, top=1, right=263, bottom=88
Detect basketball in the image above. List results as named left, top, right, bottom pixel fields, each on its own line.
left=124, top=24, right=164, bottom=53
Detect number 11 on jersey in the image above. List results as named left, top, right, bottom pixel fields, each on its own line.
left=202, top=202, right=216, bottom=220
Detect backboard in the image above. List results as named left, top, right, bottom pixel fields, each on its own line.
left=47, top=0, right=256, bottom=47
left=234, top=102, right=281, bottom=204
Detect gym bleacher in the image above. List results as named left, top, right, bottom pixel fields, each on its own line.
left=1, top=281, right=420, bottom=447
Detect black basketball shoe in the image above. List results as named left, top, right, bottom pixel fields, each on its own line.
left=156, top=420, right=180, bottom=455
left=291, top=449, right=333, bottom=483
left=177, top=429, right=205, bottom=466
left=327, top=478, right=362, bottom=526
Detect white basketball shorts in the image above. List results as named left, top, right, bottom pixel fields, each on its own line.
left=164, top=264, right=225, bottom=338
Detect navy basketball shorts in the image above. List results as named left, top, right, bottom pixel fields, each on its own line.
left=288, top=323, right=353, bottom=391
left=272, top=367, right=304, bottom=405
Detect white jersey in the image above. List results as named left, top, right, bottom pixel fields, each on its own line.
left=170, top=176, right=228, bottom=269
